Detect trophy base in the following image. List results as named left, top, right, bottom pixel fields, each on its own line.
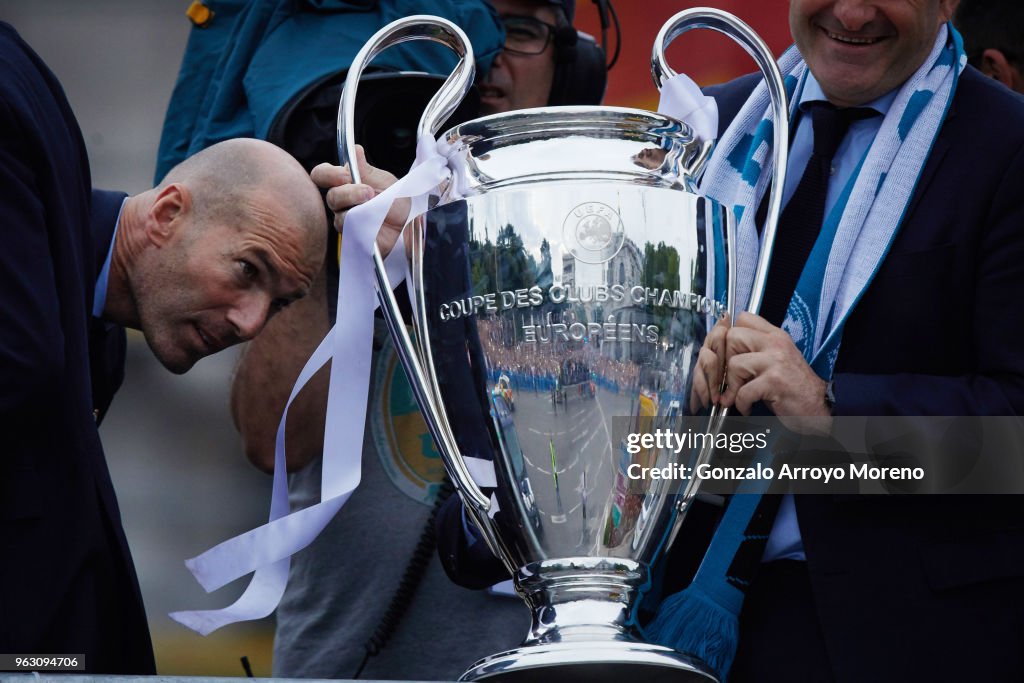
left=459, top=640, right=718, bottom=683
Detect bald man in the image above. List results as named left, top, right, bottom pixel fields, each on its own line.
left=0, top=23, right=324, bottom=673
left=110, top=138, right=326, bottom=374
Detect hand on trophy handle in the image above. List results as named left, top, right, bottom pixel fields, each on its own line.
left=719, top=312, right=832, bottom=435
left=689, top=316, right=730, bottom=414
left=311, top=145, right=410, bottom=257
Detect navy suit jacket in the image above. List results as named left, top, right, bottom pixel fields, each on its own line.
left=689, top=67, right=1024, bottom=682
left=0, top=23, right=154, bottom=673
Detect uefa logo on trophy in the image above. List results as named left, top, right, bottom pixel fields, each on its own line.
left=340, top=8, right=787, bottom=682
left=563, top=202, right=625, bottom=264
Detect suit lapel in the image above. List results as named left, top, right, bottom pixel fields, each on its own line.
left=89, top=190, right=126, bottom=282
left=901, top=118, right=953, bottom=226
left=87, top=190, right=129, bottom=424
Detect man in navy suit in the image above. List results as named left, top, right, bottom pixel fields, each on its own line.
left=683, top=0, right=1024, bottom=681
left=0, top=22, right=325, bottom=673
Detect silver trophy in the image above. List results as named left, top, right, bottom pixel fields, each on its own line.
left=340, top=9, right=788, bottom=682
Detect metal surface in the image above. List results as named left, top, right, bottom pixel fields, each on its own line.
left=341, top=10, right=791, bottom=682
left=439, top=105, right=705, bottom=195
left=338, top=16, right=501, bottom=530
left=463, top=641, right=716, bottom=682
left=408, top=117, right=732, bottom=683
left=414, top=182, right=731, bottom=569
left=338, top=14, right=476, bottom=183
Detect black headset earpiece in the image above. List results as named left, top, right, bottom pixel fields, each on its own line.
left=548, top=30, right=606, bottom=105
left=547, top=0, right=615, bottom=106
left=554, top=24, right=578, bottom=54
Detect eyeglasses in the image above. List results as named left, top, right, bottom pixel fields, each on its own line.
left=501, top=15, right=558, bottom=56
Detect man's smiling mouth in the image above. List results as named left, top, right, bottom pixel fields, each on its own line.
left=823, top=28, right=886, bottom=46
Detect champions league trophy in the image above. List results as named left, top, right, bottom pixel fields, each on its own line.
left=340, top=9, right=788, bottom=682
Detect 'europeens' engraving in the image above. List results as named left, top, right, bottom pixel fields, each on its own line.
left=522, top=313, right=659, bottom=345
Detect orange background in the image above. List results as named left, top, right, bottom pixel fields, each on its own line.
left=573, top=1, right=793, bottom=109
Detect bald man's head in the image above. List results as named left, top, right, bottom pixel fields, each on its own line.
left=160, top=138, right=325, bottom=252
left=125, top=139, right=327, bottom=373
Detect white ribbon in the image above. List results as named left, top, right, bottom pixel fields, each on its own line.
left=463, top=455, right=498, bottom=488
left=657, top=72, right=719, bottom=143
left=171, top=134, right=453, bottom=635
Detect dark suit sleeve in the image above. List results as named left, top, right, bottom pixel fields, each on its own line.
left=0, top=97, right=67, bottom=415
left=435, top=492, right=511, bottom=589
left=834, top=137, right=1024, bottom=416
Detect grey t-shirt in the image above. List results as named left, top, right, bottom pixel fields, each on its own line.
left=272, top=329, right=528, bottom=680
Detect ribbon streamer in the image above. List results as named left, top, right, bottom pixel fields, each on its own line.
left=657, top=72, right=719, bottom=143
left=171, top=135, right=453, bottom=635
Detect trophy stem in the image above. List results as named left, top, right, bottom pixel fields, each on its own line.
left=517, top=557, right=644, bottom=645
left=458, top=558, right=718, bottom=682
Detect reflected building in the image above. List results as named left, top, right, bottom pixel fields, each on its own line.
left=560, top=238, right=644, bottom=363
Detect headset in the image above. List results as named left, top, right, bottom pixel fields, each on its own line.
left=271, top=0, right=622, bottom=176
left=548, top=0, right=620, bottom=106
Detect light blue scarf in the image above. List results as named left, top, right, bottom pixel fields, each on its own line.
left=646, top=24, right=966, bottom=681
left=708, top=23, right=965, bottom=378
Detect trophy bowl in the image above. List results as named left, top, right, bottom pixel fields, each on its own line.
left=415, top=106, right=730, bottom=683
left=340, top=10, right=788, bottom=682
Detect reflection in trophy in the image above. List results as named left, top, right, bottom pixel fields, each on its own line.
left=341, top=9, right=788, bottom=683
left=632, top=146, right=669, bottom=170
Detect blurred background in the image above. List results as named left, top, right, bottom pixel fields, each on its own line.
left=0, top=0, right=787, bottom=677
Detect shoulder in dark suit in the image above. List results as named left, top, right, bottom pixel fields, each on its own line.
left=706, top=65, right=1024, bottom=411
left=701, top=66, right=1024, bottom=682
left=805, top=66, right=1024, bottom=683
left=0, top=22, right=154, bottom=674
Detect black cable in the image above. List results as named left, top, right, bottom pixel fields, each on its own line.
left=590, top=0, right=621, bottom=71
left=605, top=0, right=622, bottom=70
left=593, top=0, right=610, bottom=64
left=351, top=477, right=456, bottom=679
left=351, top=650, right=372, bottom=680
left=240, top=655, right=254, bottom=678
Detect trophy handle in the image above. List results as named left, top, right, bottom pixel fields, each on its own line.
left=651, top=8, right=790, bottom=316
left=653, top=10, right=790, bottom=550
left=337, top=14, right=476, bottom=176
left=337, top=17, right=504, bottom=537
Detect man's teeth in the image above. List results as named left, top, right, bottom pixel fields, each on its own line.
left=826, top=30, right=879, bottom=45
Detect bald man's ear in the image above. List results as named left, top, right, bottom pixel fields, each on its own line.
left=146, top=183, right=192, bottom=246
left=980, top=49, right=1023, bottom=93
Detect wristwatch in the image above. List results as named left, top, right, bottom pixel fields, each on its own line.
left=824, top=379, right=837, bottom=413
